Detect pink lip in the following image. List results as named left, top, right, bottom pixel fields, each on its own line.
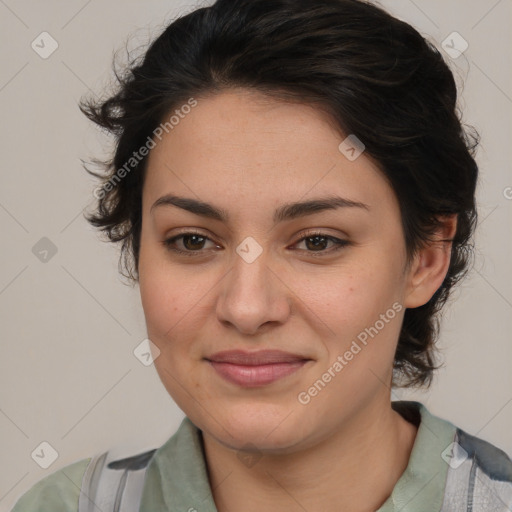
left=205, top=350, right=311, bottom=388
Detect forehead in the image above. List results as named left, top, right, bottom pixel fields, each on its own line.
left=143, top=89, right=398, bottom=223
left=153, top=88, right=344, bottom=160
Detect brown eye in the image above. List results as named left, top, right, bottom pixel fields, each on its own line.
left=181, top=234, right=207, bottom=250
left=304, top=235, right=330, bottom=251
left=294, top=233, right=350, bottom=256
left=163, top=232, right=218, bottom=256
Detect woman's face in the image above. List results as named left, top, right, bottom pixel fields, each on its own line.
left=138, top=89, right=420, bottom=452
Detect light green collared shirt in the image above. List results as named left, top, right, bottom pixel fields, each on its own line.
left=10, top=401, right=511, bottom=511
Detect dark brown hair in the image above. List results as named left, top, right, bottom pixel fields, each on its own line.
left=80, top=0, right=479, bottom=389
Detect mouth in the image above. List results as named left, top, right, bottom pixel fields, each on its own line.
left=205, top=350, right=312, bottom=388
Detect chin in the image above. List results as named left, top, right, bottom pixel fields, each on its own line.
left=197, top=401, right=313, bottom=453
left=213, top=424, right=305, bottom=454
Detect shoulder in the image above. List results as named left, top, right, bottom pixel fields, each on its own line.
left=454, top=427, right=512, bottom=482
left=441, top=427, right=512, bottom=511
left=11, top=457, right=91, bottom=512
left=10, top=445, right=159, bottom=512
left=392, top=400, right=512, bottom=510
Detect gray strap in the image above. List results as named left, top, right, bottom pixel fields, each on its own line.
left=78, top=449, right=156, bottom=512
left=78, top=451, right=107, bottom=512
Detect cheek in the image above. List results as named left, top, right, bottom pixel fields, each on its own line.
left=139, top=268, right=196, bottom=342
left=291, top=257, right=405, bottom=388
left=138, top=256, right=209, bottom=406
left=293, top=269, right=403, bottom=401
left=138, top=248, right=219, bottom=372
left=139, top=242, right=181, bottom=348
left=138, top=235, right=197, bottom=335
left=294, top=259, right=403, bottom=328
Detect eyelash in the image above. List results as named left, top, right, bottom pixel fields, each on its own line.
left=162, top=230, right=350, bottom=258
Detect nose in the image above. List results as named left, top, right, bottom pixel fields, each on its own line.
left=215, top=249, right=292, bottom=336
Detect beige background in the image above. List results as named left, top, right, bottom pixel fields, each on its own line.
left=1, top=0, right=511, bottom=509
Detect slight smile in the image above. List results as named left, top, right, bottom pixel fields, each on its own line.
left=205, top=350, right=312, bottom=388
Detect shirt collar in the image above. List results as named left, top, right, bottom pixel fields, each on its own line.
left=141, top=400, right=456, bottom=512
left=378, top=400, right=456, bottom=511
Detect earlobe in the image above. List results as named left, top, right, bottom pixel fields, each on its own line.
left=404, top=215, right=458, bottom=309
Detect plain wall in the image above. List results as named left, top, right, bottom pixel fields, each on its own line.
left=1, top=1, right=511, bottom=509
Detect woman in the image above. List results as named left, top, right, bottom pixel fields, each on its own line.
left=12, top=0, right=512, bottom=511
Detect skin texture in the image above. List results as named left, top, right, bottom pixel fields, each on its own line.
left=138, top=88, right=456, bottom=511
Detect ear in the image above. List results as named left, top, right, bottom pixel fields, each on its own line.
left=404, top=214, right=458, bottom=309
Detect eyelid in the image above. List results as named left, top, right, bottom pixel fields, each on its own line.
left=294, top=227, right=349, bottom=241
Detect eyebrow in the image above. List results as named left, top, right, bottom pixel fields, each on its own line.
left=150, top=194, right=369, bottom=225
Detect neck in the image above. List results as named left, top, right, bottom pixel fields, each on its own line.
left=202, top=400, right=418, bottom=512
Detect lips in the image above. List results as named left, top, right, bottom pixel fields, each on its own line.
left=207, top=349, right=308, bottom=365
left=205, top=350, right=311, bottom=387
